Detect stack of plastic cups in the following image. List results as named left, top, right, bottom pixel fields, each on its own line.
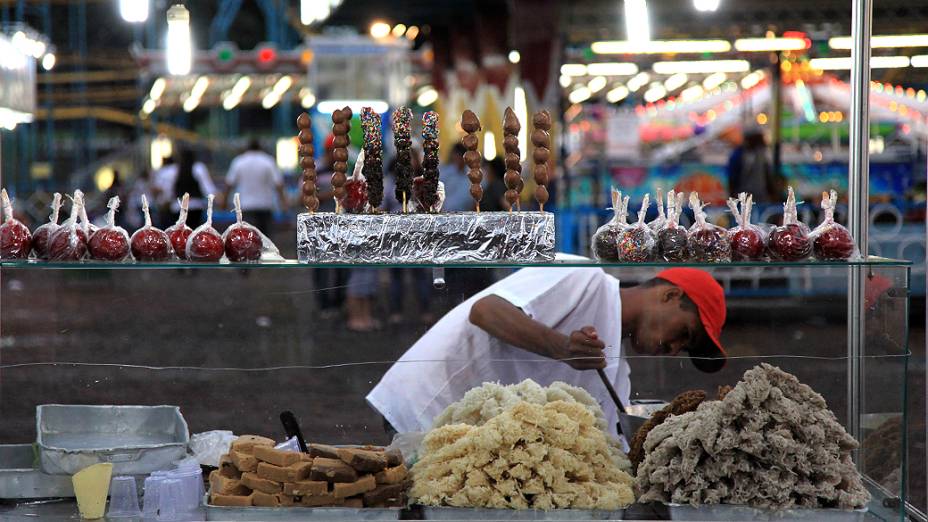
left=107, top=476, right=142, bottom=518
left=143, top=465, right=204, bottom=521
left=142, top=473, right=164, bottom=519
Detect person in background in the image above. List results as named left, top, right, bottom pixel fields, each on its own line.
left=384, top=153, right=433, bottom=326
left=482, top=157, right=509, bottom=212
left=160, top=148, right=217, bottom=225
left=221, top=139, right=287, bottom=233
left=314, top=135, right=346, bottom=318
left=440, top=143, right=472, bottom=211
left=152, top=155, right=176, bottom=228
left=727, top=126, right=783, bottom=204
left=127, top=169, right=154, bottom=230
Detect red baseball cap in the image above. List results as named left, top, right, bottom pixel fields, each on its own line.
left=655, top=268, right=727, bottom=373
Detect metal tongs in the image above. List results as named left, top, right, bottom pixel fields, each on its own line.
left=595, top=368, right=643, bottom=439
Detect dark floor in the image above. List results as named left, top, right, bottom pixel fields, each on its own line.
left=0, top=260, right=924, bottom=513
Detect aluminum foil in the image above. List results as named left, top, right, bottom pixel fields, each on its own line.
left=297, top=211, right=555, bottom=263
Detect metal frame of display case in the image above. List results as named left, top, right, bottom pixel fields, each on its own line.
left=849, top=2, right=923, bottom=520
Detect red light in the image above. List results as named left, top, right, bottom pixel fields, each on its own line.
left=258, top=48, right=276, bottom=63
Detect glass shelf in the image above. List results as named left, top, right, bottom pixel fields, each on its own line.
left=0, top=256, right=912, bottom=270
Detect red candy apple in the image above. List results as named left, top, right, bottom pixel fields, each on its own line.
left=32, top=192, right=63, bottom=259
left=223, top=193, right=262, bottom=262
left=811, top=190, right=856, bottom=260
left=768, top=188, right=811, bottom=262
left=0, top=189, right=32, bottom=259
left=88, top=196, right=130, bottom=262
left=342, top=178, right=369, bottom=214
left=130, top=194, right=172, bottom=261
left=48, top=190, right=88, bottom=261
left=166, top=193, right=193, bottom=259
left=187, top=194, right=224, bottom=262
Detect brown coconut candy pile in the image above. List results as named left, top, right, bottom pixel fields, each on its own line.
left=502, top=107, right=522, bottom=210
left=628, top=390, right=708, bottom=474
left=635, top=364, right=871, bottom=510
left=210, top=435, right=409, bottom=509
left=532, top=111, right=552, bottom=210
left=331, top=107, right=353, bottom=212
left=297, top=112, right=318, bottom=212
left=460, top=110, right=484, bottom=211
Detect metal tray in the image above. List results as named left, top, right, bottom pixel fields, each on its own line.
left=419, top=506, right=626, bottom=520
left=0, top=444, right=74, bottom=499
left=664, top=503, right=868, bottom=521
left=296, top=211, right=555, bottom=263
left=205, top=504, right=401, bottom=520
left=36, top=404, right=190, bottom=475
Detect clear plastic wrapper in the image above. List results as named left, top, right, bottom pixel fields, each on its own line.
left=88, top=196, right=130, bottom=262
left=616, top=193, right=656, bottom=262
left=768, top=187, right=812, bottom=262
left=78, top=192, right=99, bottom=239
left=297, top=211, right=554, bottom=263
left=166, top=193, right=193, bottom=260
left=687, top=192, right=731, bottom=263
left=343, top=150, right=370, bottom=214
left=31, top=192, right=62, bottom=259
left=591, top=188, right=629, bottom=261
left=48, top=190, right=89, bottom=261
left=648, top=187, right=666, bottom=233
left=130, top=194, right=172, bottom=261
left=222, top=193, right=280, bottom=262
left=186, top=194, right=224, bottom=262
left=811, top=190, right=859, bottom=261
left=657, top=190, right=688, bottom=262
left=0, top=188, right=32, bottom=260
left=726, top=193, right=766, bottom=261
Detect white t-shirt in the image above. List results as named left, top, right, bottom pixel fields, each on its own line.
left=154, top=163, right=217, bottom=211
left=225, top=151, right=283, bottom=211
left=367, top=267, right=631, bottom=436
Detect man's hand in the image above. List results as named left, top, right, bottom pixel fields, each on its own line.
left=551, top=326, right=606, bottom=370
left=469, top=296, right=607, bottom=371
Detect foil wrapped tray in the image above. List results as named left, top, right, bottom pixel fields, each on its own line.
left=296, top=211, right=555, bottom=264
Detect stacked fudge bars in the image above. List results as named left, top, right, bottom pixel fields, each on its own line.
left=210, top=435, right=409, bottom=508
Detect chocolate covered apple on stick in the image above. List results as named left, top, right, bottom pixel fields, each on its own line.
left=414, top=111, right=442, bottom=212
left=460, top=110, right=483, bottom=211
left=360, top=107, right=384, bottom=212
left=393, top=107, right=414, bottom=212
left=331, top=107, right=352, bottom=212
left=502, top=107, right=522, bottom=211
left=531, top=110, right=552, bottom=211
left=297, top=112, right=318, bottom=213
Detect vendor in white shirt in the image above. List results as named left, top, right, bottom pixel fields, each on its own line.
left=367, top=267, right=728, bottom=436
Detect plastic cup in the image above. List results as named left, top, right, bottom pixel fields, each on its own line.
left=157, top=478, right=183, bottom=522
left=169, top=467, right=203, bottom=512
left=107, top=475, right=142, bottom=518
left=143, top=474, right=165, bottom=518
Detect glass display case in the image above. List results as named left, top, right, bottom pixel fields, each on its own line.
left=0, top=258, right=912, bottom=520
